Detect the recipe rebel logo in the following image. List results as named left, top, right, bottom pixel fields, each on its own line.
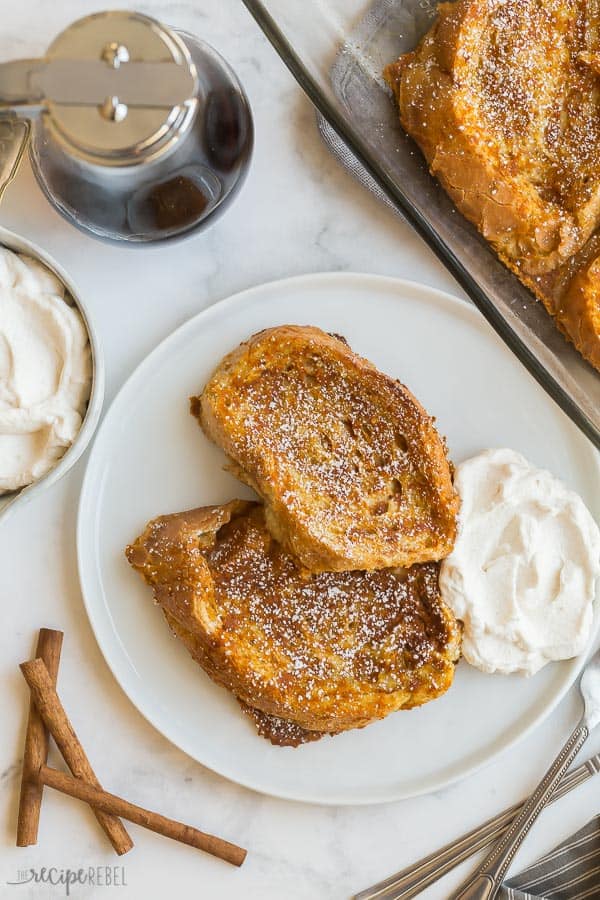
left=7, top=866, right=127, bottom=895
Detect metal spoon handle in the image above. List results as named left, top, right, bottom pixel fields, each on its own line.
left=452, top=720, right=590, bottom=900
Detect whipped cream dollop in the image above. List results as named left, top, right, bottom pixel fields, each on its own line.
left=0, top=247, right=91, bottom=494
left=440, top=448, right=600, bottom=676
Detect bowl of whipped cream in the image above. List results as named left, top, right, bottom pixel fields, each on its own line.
left=440, top=447, right=600, bottom=677
left=0, top=226, right=103, bottom=520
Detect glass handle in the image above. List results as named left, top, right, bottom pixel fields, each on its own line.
left=0, top=114, right=30, bottom=204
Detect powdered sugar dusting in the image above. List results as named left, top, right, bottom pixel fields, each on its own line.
left=197, top=327, right=457, bottom=569
left=127, top=503, right=461, bottom=743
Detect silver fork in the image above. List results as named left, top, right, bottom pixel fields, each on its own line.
left=451, top=648, right=600, bottom=899
left=356, top=647, right=600, bottom=900
left=354, top=752, right=600, bottom=900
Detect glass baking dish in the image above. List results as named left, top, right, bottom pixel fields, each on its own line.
left=241, top=0, right=600, bottom=449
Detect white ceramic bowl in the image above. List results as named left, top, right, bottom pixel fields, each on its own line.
left=0, top=225, right=104, bottom=521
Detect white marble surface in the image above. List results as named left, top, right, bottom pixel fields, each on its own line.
left=1, top=2, right=599, bottom=898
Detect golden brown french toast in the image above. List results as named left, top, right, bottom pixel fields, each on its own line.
left=385, top=0, right=600, bottom=371
left=164, top=612, right=327, bottom=746
left=193, top=326, right=459, bottom=572
left=126, top=501, right=461, bottom=744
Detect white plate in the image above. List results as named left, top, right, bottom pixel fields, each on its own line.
left=77, top=272, right=600, bottom=805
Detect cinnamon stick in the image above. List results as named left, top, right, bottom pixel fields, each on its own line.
left=17, top=628, right=63, bottom=846
left=38, top=764, right=247, bottom=867
left=19, top=658, right=133, bottom=856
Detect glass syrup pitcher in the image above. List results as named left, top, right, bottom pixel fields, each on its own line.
left=0, top=10, right=253, bottom=244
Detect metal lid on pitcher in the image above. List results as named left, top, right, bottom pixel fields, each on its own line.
left=1, top=11, right=199, bottom=165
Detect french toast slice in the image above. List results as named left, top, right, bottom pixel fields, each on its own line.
left=193, top=326, right=459, bottom=572
left=384, top=0, right=600, bottom=371
left=126, top=501, right=461, bottom=743
left=163, top=611, right=327, bottom=746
